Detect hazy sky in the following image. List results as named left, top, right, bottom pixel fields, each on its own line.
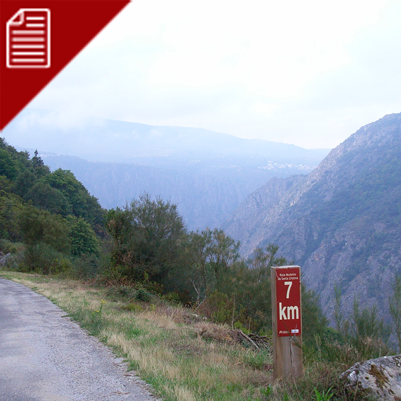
left=28, top=0, right=401, bottom=149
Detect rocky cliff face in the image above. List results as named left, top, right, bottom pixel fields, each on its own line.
left=224, top=113, right=401, bottom=322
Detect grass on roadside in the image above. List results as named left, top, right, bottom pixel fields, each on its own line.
left=1, top=272, right=273, bottom=401
left=0, top=271, right=377, bottom=401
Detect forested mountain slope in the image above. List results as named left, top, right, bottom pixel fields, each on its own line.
left=41, top=154, right=298, bottom=230
left=0, top=138, right=104, bottom=273
left=224, top=113, right=401, bottom=321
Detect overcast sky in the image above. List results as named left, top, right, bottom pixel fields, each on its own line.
left=28, top=0, right=401, bottom=149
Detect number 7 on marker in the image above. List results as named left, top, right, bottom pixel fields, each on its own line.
left=284, top=281, right=292, bottom=298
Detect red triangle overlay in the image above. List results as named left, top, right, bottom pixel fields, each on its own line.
left=0, top=0, right=130, bottom=131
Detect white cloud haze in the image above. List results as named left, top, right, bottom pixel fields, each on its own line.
left=27, top=0, right=401, bottom=149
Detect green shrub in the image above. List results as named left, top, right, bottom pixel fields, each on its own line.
left=135, top=287, right=152, bottom=302
left=162, top=291, right=182, bottom=305
left=22, top=242, right=72, bottom=274
left=105, top=285, right=141, bottom=301
left=121, top=302, right=144, bottom=312
left=70, top=254, right=100, bottom=279
left=0, top=239, right=24, bottom=254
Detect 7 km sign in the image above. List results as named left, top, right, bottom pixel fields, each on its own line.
left=275, top=266, right=301, bottom=336
left=271, top=265, right=303, bottom=380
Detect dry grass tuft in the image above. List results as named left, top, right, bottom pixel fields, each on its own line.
left=174, top=385, right=197, bottom=401
left=138, top=310, right=178, bottom=330
left=194, top=321, right=236, bottom=343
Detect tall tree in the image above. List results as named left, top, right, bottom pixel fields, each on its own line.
left=68, top=216, right=99, bottom=257
left=179, top=228, right=240, bottom=305
left=106, top=194, right=185, bottom=282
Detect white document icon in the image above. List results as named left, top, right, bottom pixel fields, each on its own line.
left=6, top=9, right=51, bottom=69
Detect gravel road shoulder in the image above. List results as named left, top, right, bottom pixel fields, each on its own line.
left=0, top=277, right=160, bottom=401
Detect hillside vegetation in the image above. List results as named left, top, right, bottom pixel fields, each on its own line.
left=0, top=137, right=325, bottom=338
left=1, top=136, right=399, bottom=400
left=0, top=138, right=104, bottom=274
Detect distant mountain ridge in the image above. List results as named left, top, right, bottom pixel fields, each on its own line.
left=4, top=109, right=328, bottom=166
left=3, top=109, right=329, bottom=230
left=224, top=113, right=401, bottom=322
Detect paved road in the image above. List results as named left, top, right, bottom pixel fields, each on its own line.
left=0, top=278, right=159, bottom=401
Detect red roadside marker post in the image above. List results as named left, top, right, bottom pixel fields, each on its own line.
left=271, top=265, right=303, bottom=380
